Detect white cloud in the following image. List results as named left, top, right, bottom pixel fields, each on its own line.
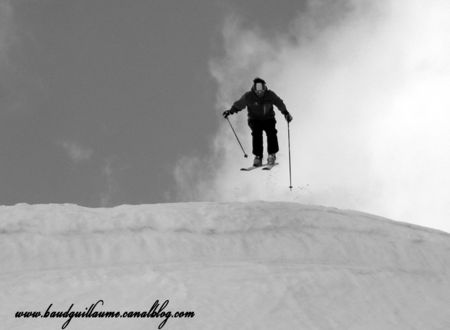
left=99, top=158, right=118, bottom=207
left=59, top=141, right=94, bottom=163
left=175, top=0, right=450, bottom=233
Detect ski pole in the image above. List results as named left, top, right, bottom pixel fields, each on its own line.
left=287, top=121, right=293, bottom=191
left=226, top=117, right=248, bottom=158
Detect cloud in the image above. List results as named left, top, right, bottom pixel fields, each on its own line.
left=175, top=0, right=450, bottom=233
left=99, top=158, right=119, bottom=207
left=59, top=141, right=94, bottom=163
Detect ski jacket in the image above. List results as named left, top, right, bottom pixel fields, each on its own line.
left=230, top=88, right=288, bottom=120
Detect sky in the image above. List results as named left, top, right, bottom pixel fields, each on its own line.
left=1, top=1, right=450, bottom=232
left=0, top=0, right=297, bottom=205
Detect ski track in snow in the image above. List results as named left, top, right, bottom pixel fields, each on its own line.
left=1, top=201, right=450, bottom=329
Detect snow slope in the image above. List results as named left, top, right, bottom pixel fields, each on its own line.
left=1, top=202, right=450, bottom=329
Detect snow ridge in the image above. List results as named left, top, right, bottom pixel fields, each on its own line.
left=1, top=201, right=450, bottom=329
left=1, top=202, right=450, bottom=274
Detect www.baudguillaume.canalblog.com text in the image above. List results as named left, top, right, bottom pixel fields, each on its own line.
left=15, top=299, right=195, bottom=329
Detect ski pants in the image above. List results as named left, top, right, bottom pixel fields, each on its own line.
left=248, top=118, right=279, bottom=157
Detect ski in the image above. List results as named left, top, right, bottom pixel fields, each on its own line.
left=241, top=163, right=278, bottom=171
left=240, top=164, right=266, bottom=171
left=262, top=163, right=279, bottom=170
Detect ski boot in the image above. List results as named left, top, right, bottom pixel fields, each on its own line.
left=253, top=155, right=263, bottom=167
left=267, top=154, right=276, bottom=166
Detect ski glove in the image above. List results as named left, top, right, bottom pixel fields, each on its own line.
left=223, top=109, right=233, bottom=118
left=284, top=112, right=293, bottom=123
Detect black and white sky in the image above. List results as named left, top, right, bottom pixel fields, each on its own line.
left=0, top=0, right=298, bottom=204
left=1, top=0, right=449, bottom=232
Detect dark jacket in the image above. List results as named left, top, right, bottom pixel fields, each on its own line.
left=230, top=87, right=288, bottom=120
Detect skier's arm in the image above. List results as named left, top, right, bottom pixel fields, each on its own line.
left=223, top=93, right=247, bottom=118
left=222, top=94, right=247, bottom=118
left=272, top=91, right=293, bottom=122
left=230, top=93, right=248, bottom=114
left=271, top=92, right=288, bottom=115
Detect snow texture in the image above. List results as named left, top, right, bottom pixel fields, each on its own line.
left=1, top=201, right=450, bottom=329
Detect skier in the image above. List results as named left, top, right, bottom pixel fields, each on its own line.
left=223, top=77, right=293, bottom=167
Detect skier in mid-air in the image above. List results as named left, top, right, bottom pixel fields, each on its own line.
left=223, top=77, right=293, bottom=167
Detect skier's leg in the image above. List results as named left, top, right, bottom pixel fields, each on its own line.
left=265, top=119, right=279, bottom=155
left=248, top=119, right=263, bottom=157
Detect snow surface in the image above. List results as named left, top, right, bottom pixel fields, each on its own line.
left=1, top=201, right=450, bottom=329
